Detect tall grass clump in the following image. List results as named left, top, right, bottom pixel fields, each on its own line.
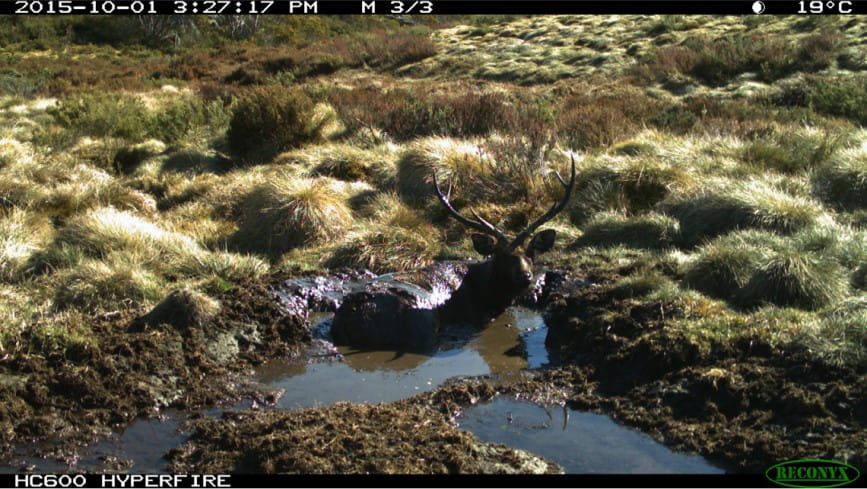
left=227, top=86, right=328, bottom=163
left=737, top=250, right=849, bottom=310
left=149, top=96, right=234, bottom=145
left=139, top=287, right=221, bottom=330
left=663, top=180, right=823, bottom=247
left=682, top=230, right=781, bottom=301
left=53, top=255, right=166, bottom=313
left=310, top=145, right=393, bottom=184
left=175, top=251, right=269, bottom=285
left=53, top=207, right=203, bottom=266
left=566, top=167, right=630, bottom=225
left=231, top=178, right=352, bottom=259
left=395, top=138, right=488, bottom=205
left=812, top=148, right=867, bottom=211
left=742, top=130, right=837, bottom=174
left=610, top=270, right=679, bottom=300
left=853, top=264, right=867, bottom=291
left=572, top=212, right=679, bottom=250
left=363, top=192, right=437, bottom=234
left=796, top=296, right=867, bottom=366
left=0, top=209, right=51, bottom=282
left=566, top=154, right=692, bottom=226
left=323, top=227, right=437, bottom=274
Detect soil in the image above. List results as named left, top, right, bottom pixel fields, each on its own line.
left=2, top=263, right=865, bottom=474
left=166, top=398, right=560, bottom=474
left=0, top=270, right=311, bottom=464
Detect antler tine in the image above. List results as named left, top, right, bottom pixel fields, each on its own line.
left=433, top=171, right=508, bottom=244
left=509, top=154, right=577, bottom=250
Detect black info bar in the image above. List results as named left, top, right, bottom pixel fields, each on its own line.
left=4, top=0, right=856, bottom=16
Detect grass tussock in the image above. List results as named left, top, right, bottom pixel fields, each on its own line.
left=363, top=192, right=438, bottom=234
left=682, top=230, right=778, bottom=301
left=395, top=138, right=487, bottom=205
left=566, top=154, right=694, bottom=226
left=741, top=128, right=837, bottom=174
left=736, top=250, right=850, bottom=310
left=53, top=254, right=166, bottom=313
left=231, top=178, right=352, bottom=259
left=811, top=147, right=867, bottom=212
left=573, top=212, right=679, bottom=250
left=0, top=209, right=52, bottom=282
left=796, top=296, right=867, bottom=367
left=663, top=180, right=824, bottom=247
left=54, top=206, right=202, bottom=263
left=309, top=145, right=394, bottom=184
left=610, top=270, right=679, bottom=300
left=323, top=227, right=438, bottom=274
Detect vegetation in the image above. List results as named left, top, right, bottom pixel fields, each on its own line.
left=2, top=13, right=867, bottom=371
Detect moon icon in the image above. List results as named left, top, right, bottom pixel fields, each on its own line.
left=752, top=1, right=766, bottom=13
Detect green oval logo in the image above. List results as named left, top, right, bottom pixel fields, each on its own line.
left=766, top=459, right=861, bottom=488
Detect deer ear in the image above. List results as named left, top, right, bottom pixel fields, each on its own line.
left=471, top=234, right=497, bottom=256
left=527, top=229, right=556, bottom=258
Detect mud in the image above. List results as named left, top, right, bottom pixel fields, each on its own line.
left=0, top=270, right=312, bottom=463
left=3, top=263, right=866, bottom=474
left=539, top=269, right=867, bottom=472
left=166, top=399, right=560, bottom=474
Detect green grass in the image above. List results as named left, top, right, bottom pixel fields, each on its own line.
left=682, top=231, right=773, bottom=301
left=1, top=14, right=866, bottom=369
left=573, top=212, right=679, bottom=250
left=812, top=147, right=867, bottom=211
left=737, top=249, right=850, bottom=310
left=53, top=254, right=166, bottom=313
left=662, top=180, right=824, bottom=248
left=796, top=296, right=867, bottom=366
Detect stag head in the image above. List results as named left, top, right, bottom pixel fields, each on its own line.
left=434, top=156, right=576, bottom=304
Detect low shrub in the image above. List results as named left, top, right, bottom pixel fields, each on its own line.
left=773, top=75, right=867, bottom=126
left=227, top=86, right=328, bottom=163
left=50, top=92, right=150, bottom=141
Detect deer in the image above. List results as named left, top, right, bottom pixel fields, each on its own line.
left=330, top=156, right=576, bottom=352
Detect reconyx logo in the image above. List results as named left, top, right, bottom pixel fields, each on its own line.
left=766, top=459, right=861, bottom=488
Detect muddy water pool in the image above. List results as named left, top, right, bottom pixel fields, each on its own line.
left=3, top=307, right=723, bottom=474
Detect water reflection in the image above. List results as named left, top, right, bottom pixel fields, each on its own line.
left=459, top=398, right=725, bottom=474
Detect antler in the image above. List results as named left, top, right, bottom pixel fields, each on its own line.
left=433, top=172, right=508, bottom=246
left=509, top=154, right=576, bottom=250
